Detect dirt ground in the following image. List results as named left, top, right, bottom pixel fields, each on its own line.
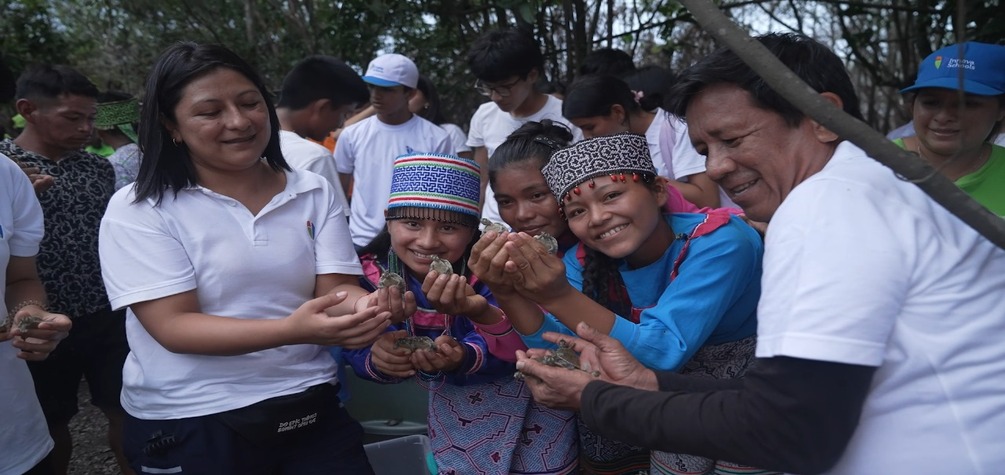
left=67, top=381, right=121, bottom=475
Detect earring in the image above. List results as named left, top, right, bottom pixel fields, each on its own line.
left=172, top=137, right=182, bottom=147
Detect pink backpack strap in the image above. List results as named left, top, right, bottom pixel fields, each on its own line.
left=670, top=211, right=731, bottom=281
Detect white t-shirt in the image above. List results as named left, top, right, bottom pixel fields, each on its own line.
left=334, top=115, right=452, bottom=247
left=658, top=117, right=738, bottom=209
left=0, top=154, right=53, bottom=474
left=280, top=130, right=350, bottom=211
left=440, top=123, right=471, bottom=155
left=99, top=169, right=363, bottom=419
left=466, top=95, right=582, bottom=223
left=756, top=141, right=1005, bottom=474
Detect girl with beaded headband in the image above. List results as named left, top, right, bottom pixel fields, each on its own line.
left=343, top=152, right=579, bottom=475
left=563, top=74, right=729, bottom=209
left=482, top=133, right=770, bottom=474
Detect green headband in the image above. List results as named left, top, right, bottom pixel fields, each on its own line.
left=95, top=98, right=140, bottom=142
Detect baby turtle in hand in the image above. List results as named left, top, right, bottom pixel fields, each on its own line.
left=15, top=314, right=45, bottom=333
left=533, top=232, right=559, bottom=254
left=378, top=272, right=406, bottom=294
left=480, top=218, right=510, bottom=234
left=515, top=340, right=600, bottom=379
left=394, top=336, right=438, bottom=352
left=429, top=256, right=454, bottom=276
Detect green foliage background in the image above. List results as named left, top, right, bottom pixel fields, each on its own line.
left=1, top=0, right=1002, bottom=131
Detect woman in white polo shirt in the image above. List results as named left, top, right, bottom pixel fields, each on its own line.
left=98, top=43, right=397, bottom=474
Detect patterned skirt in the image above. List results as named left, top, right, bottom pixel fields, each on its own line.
left=650, top=336, right=779, bottom=475
left=428, top=377, right=579, bottom=475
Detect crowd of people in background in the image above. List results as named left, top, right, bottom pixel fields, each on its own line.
left=1, top=25, right=1003, bottom=475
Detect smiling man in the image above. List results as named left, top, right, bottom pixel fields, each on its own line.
left=514, top=33, right=1005, bottom=474
left=0, top=64, right=131, bottom=475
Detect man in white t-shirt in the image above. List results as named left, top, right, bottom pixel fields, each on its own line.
left=334, top=53, right=452, bottom=248
left=277, top=55, right=369, bottom=212
left=515, top=33, right=1005, bottom=474
left=465, top=28, right=581, bottom=224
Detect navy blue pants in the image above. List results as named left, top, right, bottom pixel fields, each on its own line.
left=123, top=387, right=373, bottom=475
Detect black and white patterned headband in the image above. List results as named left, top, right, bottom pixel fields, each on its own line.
left=541, top=133, right=655, bottom=201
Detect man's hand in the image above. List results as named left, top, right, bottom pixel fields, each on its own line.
left=18, top=164, right=55, bottom=194
left=516, top=322, right=658, bottom=410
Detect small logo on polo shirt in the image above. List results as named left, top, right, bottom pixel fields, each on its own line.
left=306, top=220, right=315, bottom=240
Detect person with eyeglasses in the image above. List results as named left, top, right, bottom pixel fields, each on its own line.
left=465, top=28, right=582, bottom=227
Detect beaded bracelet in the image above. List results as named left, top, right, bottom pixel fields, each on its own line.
left=7, top=299, right=47, bottom=318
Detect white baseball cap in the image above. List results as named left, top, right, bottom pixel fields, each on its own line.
left=362, top=53, right=419, bottom=89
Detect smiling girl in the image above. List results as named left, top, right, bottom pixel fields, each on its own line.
left=485, top=133, right=768, bottom=474
left=344, top=153, right=578, bottom=475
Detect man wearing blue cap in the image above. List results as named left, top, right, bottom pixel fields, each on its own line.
left=895, top=41, right=1005, bottom=216
left=334, top=53, right=453, bottom=251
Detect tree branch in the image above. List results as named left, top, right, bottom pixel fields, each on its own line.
left=677, top=0, right=1005, bottom=249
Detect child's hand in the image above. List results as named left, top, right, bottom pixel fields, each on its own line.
left=410, top=335, right=465, bottom=373
left=468, top=231, right=516, bottom=295
left=355, top=287, right=417, bottom=325
left=503, top=233, right=571, bottom=303
left=421, top=272, right=488, bottom=317
left=370, top=330, right=416, bottom=378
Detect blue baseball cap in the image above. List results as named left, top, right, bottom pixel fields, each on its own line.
left=901, top=42, right=1005, bottom=96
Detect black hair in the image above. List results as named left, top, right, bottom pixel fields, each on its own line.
left=620, top=64, right=676, bottom=112
left=536, top=79, right=566, bottom=97
left=98, top=90, right=133, bottom=103
left=15, top=64, right=99, bottom=102
left=277, top=55, right=368, bottom=110
left=577, top=48, right=636, bottom=77
left=358, top=225, right=481, bottom=278
left=666, top=33, right=863, bottom=127
left=414, top=75, right=446, bottom=125
left=488, top=119, right=574, bottom=187
left=134, top=42, right=287, bottom=204
left=0, top=55, right=15, bottom=103
left=562, top=75, right=640, bottom=119
left=467, top=28, right=545, bottom=83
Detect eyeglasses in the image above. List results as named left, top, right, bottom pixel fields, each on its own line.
left=473, top=78, right=523, bottom=98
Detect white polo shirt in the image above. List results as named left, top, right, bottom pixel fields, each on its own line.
left=757, top=141, right=1005, bottom=473
left=99, top=169, right=362, bottom=419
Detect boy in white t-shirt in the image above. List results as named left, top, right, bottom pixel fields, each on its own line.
left=465, top=28, right=581, bottom=223
left=334, top=53, right=452, bottom=249
left=277, top=55, right=369, bottom=212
